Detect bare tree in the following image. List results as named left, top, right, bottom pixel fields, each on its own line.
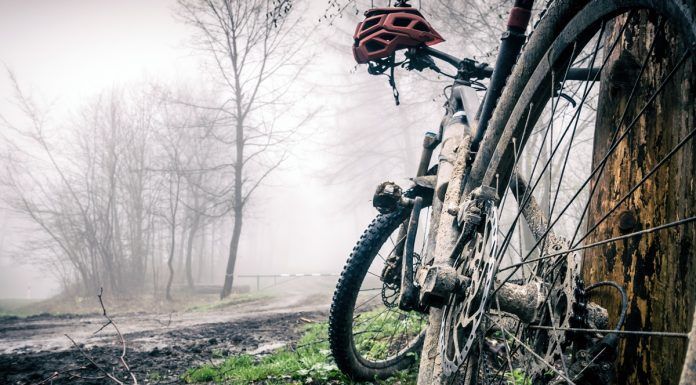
left=177, top=0, right=310, bottom=298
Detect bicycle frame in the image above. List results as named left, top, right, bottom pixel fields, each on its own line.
left=391, top=1, right=602, bottom=382
left=405, top=0, right=601, bottom=288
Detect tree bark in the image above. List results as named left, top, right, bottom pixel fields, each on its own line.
left=583, top=13, right=696, bottom=385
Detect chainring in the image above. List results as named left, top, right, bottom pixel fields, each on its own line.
left=381, top=252, right=422, bottom=308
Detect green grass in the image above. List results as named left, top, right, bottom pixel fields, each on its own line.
left=505, top=369, right=531, bottom=385
left=352, top=308, right=425, bottom=362
left=183, top=321, right=417, bottom=385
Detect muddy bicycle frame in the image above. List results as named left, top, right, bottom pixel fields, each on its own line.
left=386, top=0, right=606, bottom=381
left=393, top=0, right=599, bottom=311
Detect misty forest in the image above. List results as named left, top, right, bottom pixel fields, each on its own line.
left=1, top=1, right=695, bottom=385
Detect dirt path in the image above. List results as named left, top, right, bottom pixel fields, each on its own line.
left=0, top=293, right=331, bottom=384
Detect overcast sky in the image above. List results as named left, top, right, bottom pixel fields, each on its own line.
left=0, top=0, right=200, bottom=108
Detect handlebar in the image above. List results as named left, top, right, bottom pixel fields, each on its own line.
left=419, top=46, right=599, bottom=81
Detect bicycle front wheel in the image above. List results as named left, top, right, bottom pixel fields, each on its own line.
left=329, top=199, right=431, bottom=381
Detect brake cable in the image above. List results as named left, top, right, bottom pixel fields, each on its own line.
left=389, top=56, right=400, bottom=105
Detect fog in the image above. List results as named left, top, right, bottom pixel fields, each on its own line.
left=0, top=0, right=463, bottom=299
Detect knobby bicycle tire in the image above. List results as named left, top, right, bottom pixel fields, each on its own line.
left=329, top=198, right=431, bottom=381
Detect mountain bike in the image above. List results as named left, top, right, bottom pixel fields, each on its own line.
left=328, top=1, right=696, bottom=384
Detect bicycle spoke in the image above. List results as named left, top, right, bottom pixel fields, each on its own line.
left=497, top=16, right=617, bottom=259
left=353, top=292, right=381, bottom=313
left=486, top=315, right=577, bottom=385
left=385, top=313, right=408, bottom=354
left=527, top=325, right=689, bottom=339
left=572, top=347, right=607, bottom=380
left=496, top=48, right=691, bottom=285
left=354, top=306, right=389, bottom=326
left=495, top=14, right=640, bottom=274
left=355, top=308, right=392, bottom=335
left=493, top=297, right=519, bottom=377
left=569, top=16, right=667, bottom=246
left=500, top=215, right=696, bottom=271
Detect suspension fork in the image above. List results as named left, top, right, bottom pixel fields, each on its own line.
left=400, top=113, right=472, bottom=310
left=397, top=132, right=440, bottom=310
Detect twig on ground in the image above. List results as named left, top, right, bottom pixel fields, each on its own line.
left=147, top=311, right=174, bottom=327
left=31, top=366, right=88, bottom=385
left=65, top=334, right=126, bottom=385
left=61, top=287, right=139, bottom=385
left=93, top=287, right=139, bottom=385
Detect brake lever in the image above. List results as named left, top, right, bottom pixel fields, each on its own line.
left=404, top=48, right=439, bottom=72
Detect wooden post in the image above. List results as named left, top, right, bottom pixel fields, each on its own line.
left=583, top=13, right=696, bottom=385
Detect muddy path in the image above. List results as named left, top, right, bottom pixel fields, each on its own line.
left=0, top=293, right=331, bottom=384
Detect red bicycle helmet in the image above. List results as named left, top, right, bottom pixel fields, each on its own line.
left=353, top=7, right=444, bottom=64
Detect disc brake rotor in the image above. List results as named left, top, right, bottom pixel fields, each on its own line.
left=440, top=206, right=500, bottom=376
left=438, top=204, right=584, bottom=381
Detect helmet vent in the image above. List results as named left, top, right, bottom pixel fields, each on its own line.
left=413, top=21, right=429, bottom=32
left=362, top=18, right=379, bottom=30
left=352, top=7, right=444, bottom=64
left=393, top=17, right=411, bottom=27
left=365, top=40, right=385, bottom=52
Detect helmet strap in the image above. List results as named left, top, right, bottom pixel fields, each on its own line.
left=388, top=54, right=400, bottom=106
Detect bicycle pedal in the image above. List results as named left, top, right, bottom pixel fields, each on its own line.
left=372, top=181, right=403, bottom=213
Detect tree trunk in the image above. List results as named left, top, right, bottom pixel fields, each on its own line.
left=185, top=212, right=201, bottom=290
left=582, top=13, right=696, bottom=385
left=221, top=209, right=242, bottom=299
left=165, top=174, right=181, bottom=302
left=197, top=223, right=206, bottom=283
left=210, top=221, right=216, bottom=284
left=176, top=219, right=187, bottom=282
left=165, top=221, right=176, bottom=301
left=220, top=100, right=245, bottom=299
